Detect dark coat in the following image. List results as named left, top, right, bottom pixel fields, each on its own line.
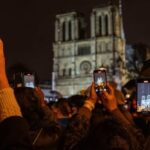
left=0, top=116, right=33, bottom=150
left=58, top=107, right=144, bottom=150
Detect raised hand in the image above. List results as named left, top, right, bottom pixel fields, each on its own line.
left=101, top=83, right=118, bottom=111
left=0, top=39, right=9, bottom=89
left=87, top=82, right=99, bottom=105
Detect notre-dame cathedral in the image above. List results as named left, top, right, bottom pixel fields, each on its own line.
left=52, top=3, right=126, bottom=96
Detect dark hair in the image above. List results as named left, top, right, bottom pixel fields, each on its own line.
left=140, top=59, right=150, bottom=78
left=53, top=98, right=71, bottom=117
left=14, top=87, right=44, bottom=130
left=80, top=118, right=139, bottom=150
left=68, top=94, right=86, bottom=108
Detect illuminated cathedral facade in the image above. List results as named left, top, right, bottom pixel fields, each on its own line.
left=52, top=4, right=126, bottom=96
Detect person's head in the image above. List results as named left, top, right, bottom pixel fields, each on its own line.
left=139, top=59, right=150, bottom=78
left=51, top=98, right=71, bottom=119
left=68, top=94, right=86, bottom=115
left=14, top=87, right=44, bottom=130
left=80, top=117, right=139, bottom=150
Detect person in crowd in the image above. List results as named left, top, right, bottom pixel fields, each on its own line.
left=14, top=86, right=62, bottom=150
left=139, top=59, right=150, bottom=78
left=14, top=87, right=54, bottom=130
left=0, top=38, right=33, bottom=149
left=51, top=98, right=72, bottom=128
left=0, top=38, right=62, bottom=150
left=0, top=37, right=147, bottom=150
left=58, top=82, right=144, bottom=150
left=68, top=94, right=87, bottom=116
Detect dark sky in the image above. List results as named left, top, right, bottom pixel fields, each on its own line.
left=0, top=0, right=150, bottom=82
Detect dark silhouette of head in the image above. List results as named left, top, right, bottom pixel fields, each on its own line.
left=14, top=87, right=44, bottom=130
left=78, top=117, right=139, bottom=150
left=139, top=59, right=150, bottom=78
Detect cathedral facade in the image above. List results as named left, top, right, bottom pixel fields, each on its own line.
left=53, top=4, right=126, bottom=96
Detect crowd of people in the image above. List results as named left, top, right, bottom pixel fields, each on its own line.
left=0, top=38, right=150, bottom=150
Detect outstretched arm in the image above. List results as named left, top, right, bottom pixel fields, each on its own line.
left=102, top=83, right=145, bottom=147
left=58, top=83, right=98, bottom=150
left=0, top=39, right=34, bottom=149
left=0, top=39, right=22, bottom=122
left=0, top=39, right=9, bottom=89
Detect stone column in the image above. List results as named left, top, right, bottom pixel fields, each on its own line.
left=101, top=14, right=105, bottom=36
left=60, top=20, right=63, bottom=41
left=65, top=20, right=69, bottom=41
left=108, top=12, right=112, bottom=35
left=114, top=12, right=120, bottom=37
left=72, top=65, right=75, bottom=77
left=91, top=12, right=95, bottom=38
left=95, top=15, right=99, bottom=36
left=55, top=19, right=59, bottom=42
left=52, top=72, right=56, bottom=91
left=71, top=19, right=75, bottom=40
left=75, top=17, right=79, bottom=40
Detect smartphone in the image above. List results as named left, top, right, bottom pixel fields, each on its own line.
left=136, top=79, right=150, bottom=114
left=23, top=74, right=35, bottom=88
left=93, top=67, right=107, bottom=95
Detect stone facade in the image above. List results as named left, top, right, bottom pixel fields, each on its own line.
left=53, top=5, right=126, bottom=96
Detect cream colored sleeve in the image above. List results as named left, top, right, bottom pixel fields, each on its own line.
left=0, top=87, right=22, bottom=122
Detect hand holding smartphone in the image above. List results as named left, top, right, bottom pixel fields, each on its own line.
left=93, top=67, right=107, bottom=95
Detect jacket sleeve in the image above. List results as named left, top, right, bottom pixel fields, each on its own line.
left=111, top=108, right=145, bottom=149
left=58, top=106, right=91, bottom=150
left=0, top=87, right=22, bottom=122
left=0, top=87, right=32, bottom=149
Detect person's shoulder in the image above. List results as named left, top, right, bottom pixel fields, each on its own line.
left=0, top=116, right=33, bottom=150
left=0, top=116, right=29, bottom=128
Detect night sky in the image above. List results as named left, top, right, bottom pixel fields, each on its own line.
left=0, top=0, right=150, bottom=82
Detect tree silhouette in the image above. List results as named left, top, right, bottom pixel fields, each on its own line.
left=126, top=43, right=148, bottom=78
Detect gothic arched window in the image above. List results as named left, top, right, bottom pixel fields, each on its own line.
left=69, top=68, right=72, bottom=76
left=98, top=16, right=102, bottom=36
left=105, top=15, right=108, bottom=36
left=62, top=22, right=66, bottom=41
left=62, top=68, right=66, bottom=76
left=68, top=21, right=72, bottom=41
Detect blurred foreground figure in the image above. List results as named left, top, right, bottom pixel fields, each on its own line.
left=14, top=87, right=62, bottom=150
left=0, top=39, right=33, bottom=149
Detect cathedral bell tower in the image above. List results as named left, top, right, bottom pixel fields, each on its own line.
left=53, top=2, right=126, bottom=96
left=90, top=3, right=126, bottom=86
